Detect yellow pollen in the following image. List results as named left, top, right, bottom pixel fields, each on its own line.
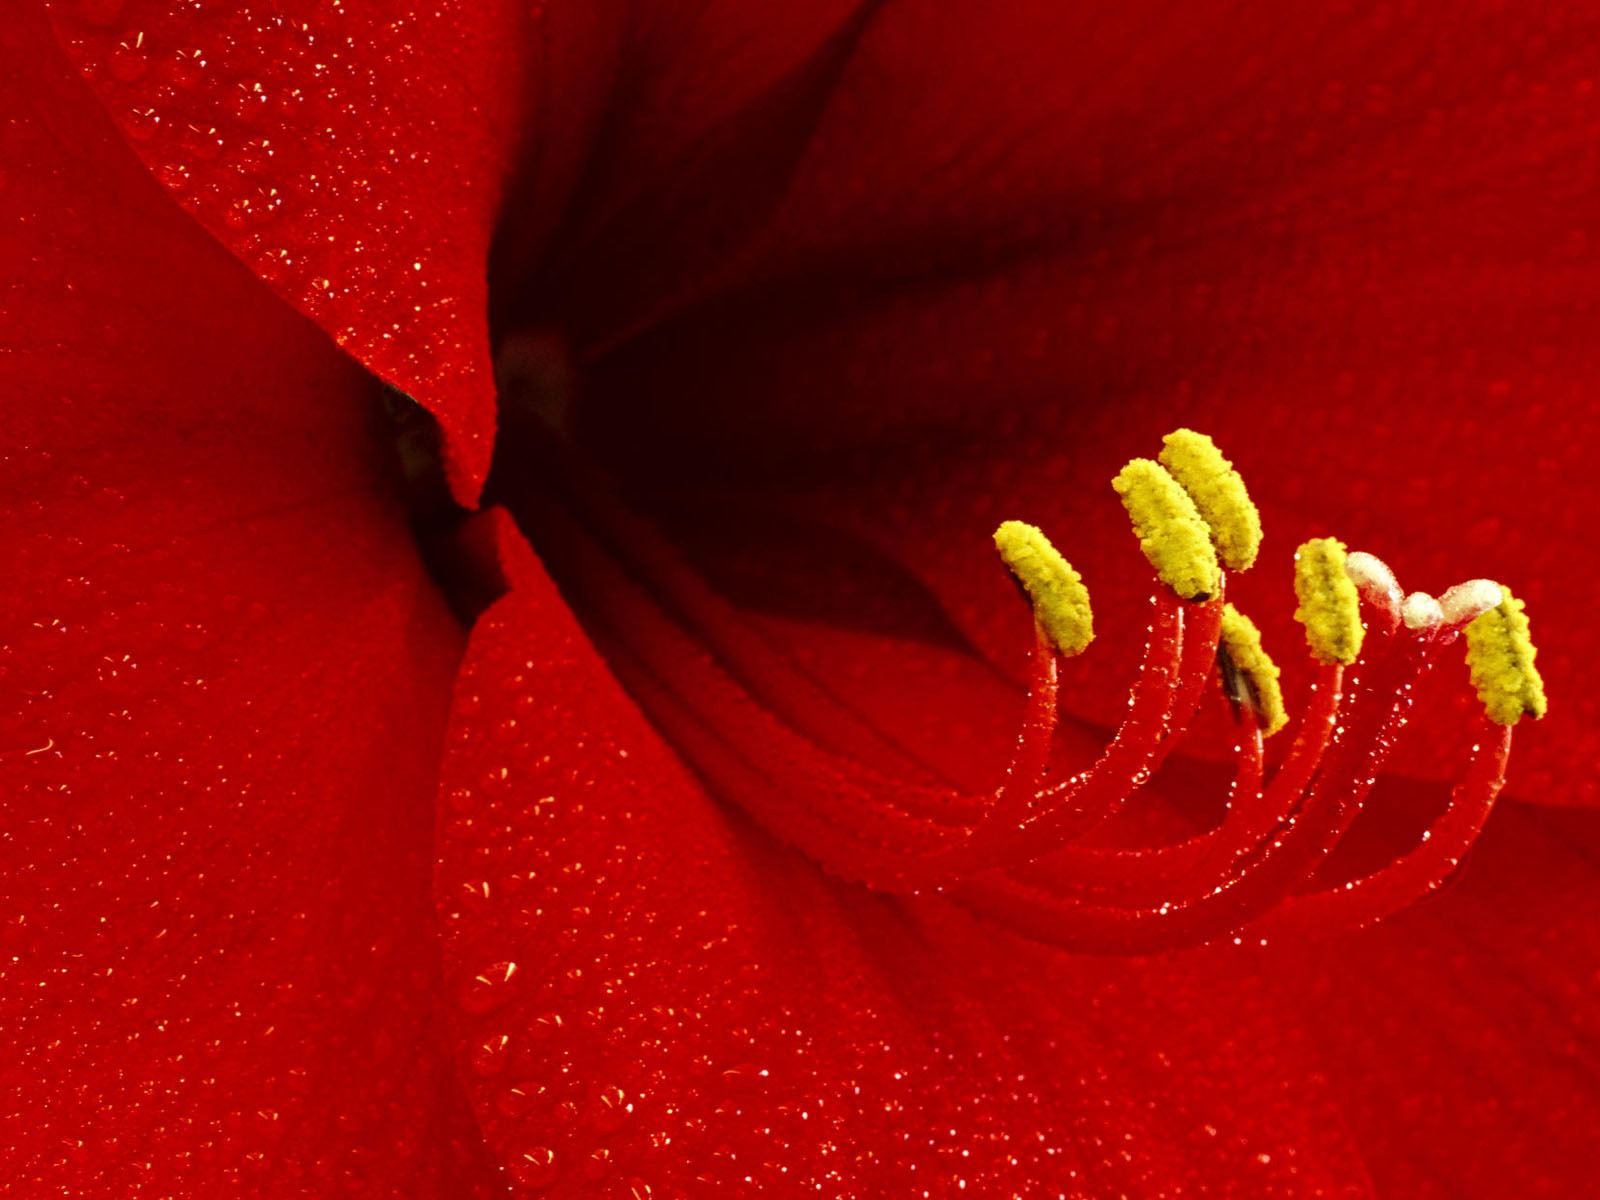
left=993, top=520, right=1094, bottom=657
left=1111, top=459, right=1221, bottom=600
left=1158, top=429, right=1262, bottom=571
left=1216, top=604, right=1289, bottom=736
left=1293, top=537, right=1364, bottom=664
left=1465, top=587, right=1547, bottom=725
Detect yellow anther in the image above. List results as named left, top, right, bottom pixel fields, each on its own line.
left=1293, top=537, right=1364, bottom=664
left=1217, top=604, right=1288, bottom=736
left=1465, top=587, right=1547, bottom=725
left=1158, top=429, right=1262, bottom=571
left=1111, top=459, right=1221, bottom=601
left=994, top=520, right=1094, bottom=657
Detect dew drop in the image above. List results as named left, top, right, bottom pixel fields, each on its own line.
left=495, top=1080, right=549, bottom=1120
left=529, top=1010, right=565, bottom=1040
left=509, top=1145, right=560, bottom=1190
left=458, top=960, right=518, bottom=1015
left=588, top=1082, right=632, bottom=1134
left=469, top=1033, right=510, bottom=1077
left=256, top=247, right=293, bottom=283
left=719, top=1062, right=766, bottom=1094
left=181, top=123, right=224, bottom=160
left=168, top=47, right=206, bottom=88
left=230, top=79, right=269, bottom=123
left=109, top=31, right=148, bottom=82
left=124, top=107, right=160, bottom=141
left=582, top=1147, right=613, bottom=1181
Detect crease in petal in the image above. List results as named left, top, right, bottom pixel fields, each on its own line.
left=2, top=12, right=496, bottom=1190
left=46, top=0, right=537, bottom=501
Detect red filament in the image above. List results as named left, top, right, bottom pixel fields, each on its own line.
left=494, top=426, right=1523, bottom=952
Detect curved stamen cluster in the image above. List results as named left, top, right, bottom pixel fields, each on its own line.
left=503, top=408, right=1545, bottom=953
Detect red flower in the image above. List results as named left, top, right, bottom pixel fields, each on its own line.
left=7, top=2, right=1599, bottom=1196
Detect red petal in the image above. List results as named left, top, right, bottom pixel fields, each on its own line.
left=547, top=2, right=1599, bottom=803
left=1269, top=795, right=1600, bottom=1197
left=45, top=0, right=536, bottom=500
left=1, top=17, right=493, bottom=1192
left=437, top=515, right=1371, bottom=1196
left=492, top=0, right=872, bottom=339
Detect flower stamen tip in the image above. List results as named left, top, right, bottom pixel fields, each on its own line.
left=1217, top=603, right=1288, bottom=735
left=1465, top=587, right=1547, bottom=724
left=1293, top=537, right=1364, bottom=664
left=1158, top=429, right=1262, bottom=571
left=1344, top=549, right=1405, bottom=614
left=1111, top=458, right=1221, bottom=600
left=1402, top=591, right=1444, bottom=631
left=1439, top=578, right=1503, bottom=628
left=994, top=520, right=1094, bottom=657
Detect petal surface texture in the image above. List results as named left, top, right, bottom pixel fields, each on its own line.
left=1, top=13, right=496, bottom=1194
left=532, top=0, right=1600, bottom=804
left=46, top=0, right=534, bottom=498
left=1275, top=796, right=1600, bottom=1198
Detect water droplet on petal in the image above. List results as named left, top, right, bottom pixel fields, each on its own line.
left=109, top=31, right=148, bottom=82
left=168, top=47, right=206, bottom=88
left=469, top=1033, right=510, bottom=1077
left=529, top=1010, right=565, bottom=1040
left=458, top=960, right=518, bottom=1014
left=509, top=1145, right=559, bottom=1190
left=495, top=1080, right=549, bottom=1120
left=125, top=107, right=159, bottom=141
left=181, top=123, right=223, bottom=160
left=582, top=1147, right=613, bottom=1181
left=588, top=1082, right=632, bottom=1134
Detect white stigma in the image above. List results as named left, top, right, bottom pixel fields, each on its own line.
left=1402, top=591, right=1444, bottom=630
left=1439, top=579, right=1504, bottom=628
left=1344, top=551, right=1403, bottom=612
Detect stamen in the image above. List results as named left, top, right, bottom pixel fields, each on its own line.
left=993, top=520, right=1094, bottom=658
left=1217, top=604, right=1288, bottom=736
left=908, top=594, right=1190, bottom=883
left=1247, top=589, right=1539, bottom=940
left=954, top=608, right=1435, bottom=953
left=493, top=414, right=1543, bottom=952
left=1158, top=429, right=1263, bottom=571
left=1012, top=722, right=1268, bottom=909
left=1112, top=458, right=1222, bottom=600
left=1465, top=587, right=1547, bottom=724
left=1293, top=537, right=1364, bottom=664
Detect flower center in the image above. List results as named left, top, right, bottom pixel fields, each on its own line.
left=477, top=355, right=1546, bottom=954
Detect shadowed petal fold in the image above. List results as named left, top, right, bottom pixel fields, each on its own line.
left=1, top=15, right=496, bottom=1193
left=46, top=0, right=536, bottom=497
